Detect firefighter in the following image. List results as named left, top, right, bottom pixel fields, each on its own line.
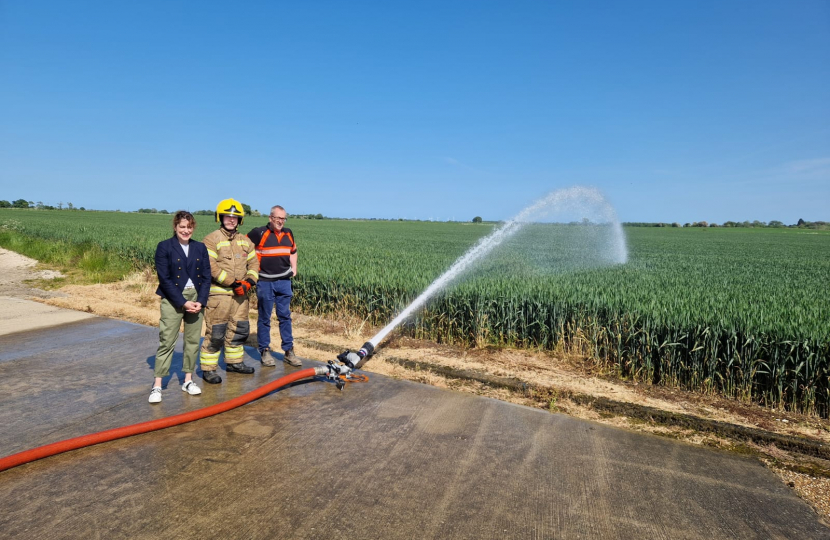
left=199, top=198, right=259, bottom=384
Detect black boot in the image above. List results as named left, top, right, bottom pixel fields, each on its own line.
left=226, top=362, right=254, bottom=374
left=202, top=370, right=222, bottom=384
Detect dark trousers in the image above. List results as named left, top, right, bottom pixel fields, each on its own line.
left=256, top=279, right=293, bottom=352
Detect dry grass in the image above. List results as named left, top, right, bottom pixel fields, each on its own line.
left=42, top=270, right=161, bottom=327
left=322, top=307, right=372, bottom=340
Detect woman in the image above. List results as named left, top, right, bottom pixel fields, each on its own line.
left=149, top=210, right=211, bottom=403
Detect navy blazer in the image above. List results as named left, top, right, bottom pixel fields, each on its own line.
left=154, top=236, right=211, bottom=309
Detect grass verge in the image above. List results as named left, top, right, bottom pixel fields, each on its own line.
left=0, top=230, right=136, bottom=285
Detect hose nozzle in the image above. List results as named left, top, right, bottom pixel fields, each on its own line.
left=338, top=342, right=375, bottom=370
left=357, top=341, right=375, bottom=364
left=320, top=342, right=377, bottom=391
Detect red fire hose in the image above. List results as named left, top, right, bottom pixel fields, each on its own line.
left=0, top=367, right=319, bottom=473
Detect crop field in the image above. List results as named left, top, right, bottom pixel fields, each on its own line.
left=2, top=209, right=829, bottom=416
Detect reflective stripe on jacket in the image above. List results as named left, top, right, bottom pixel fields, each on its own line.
left=247, top=225, right=296, bottom=280
left=203, top=228, right=259, bottom=294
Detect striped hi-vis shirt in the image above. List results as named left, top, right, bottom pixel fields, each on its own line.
left=247, top=225, right=296, bottom=281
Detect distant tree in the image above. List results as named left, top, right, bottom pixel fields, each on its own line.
left=472, top=216, right=483, bottom=223
left=159, top=209, right=169, bottom=214
left=768, top=220, right=784, bottom=228
left=671, top=222, right=679, bottom=228
left=315, top=213, right=324, bottom=219
left=797, top=218, right=806, bottom=227
left=12, top=199, right=29, bottom=208
left=241, top=203, right=252, bottom=216
left=623, top=222, right=677, bottom=227
left=79, top=207, right=86, bottom=211
left=683, top=223, right=690, bottom=228
left=35, top=201, right=43, bottom=209
left=0, top=200, right=10, bottom=208
left=67, top=202, right=74, bottom=210
left=722, top=221, right=737, bottom=227
left=709, top=223, right=719, bottom=227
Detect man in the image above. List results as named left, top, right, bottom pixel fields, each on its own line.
left=247, top=205, right=300, bottom=367
left=199, top=198, right=259, bottom=383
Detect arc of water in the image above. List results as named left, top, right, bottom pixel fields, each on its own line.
left=368, top=186, right=627, bottom=348
left=369, top=219, right=524, bottom=347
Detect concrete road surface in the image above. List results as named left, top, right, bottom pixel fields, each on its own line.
left=0, top=309, right=827, bottom=539
left=0, top=295, right=94, bottom=336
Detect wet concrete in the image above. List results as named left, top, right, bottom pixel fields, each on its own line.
left=0, top=317, right=828, bottom=539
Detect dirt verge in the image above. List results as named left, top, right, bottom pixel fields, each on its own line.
left=0, top=248, right=67, bottom=299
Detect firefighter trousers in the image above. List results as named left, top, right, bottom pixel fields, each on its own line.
left=199, top=294, right=250, bottom=371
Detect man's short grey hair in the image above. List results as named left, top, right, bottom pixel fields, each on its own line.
left=270, top=205, right=285, bottom=214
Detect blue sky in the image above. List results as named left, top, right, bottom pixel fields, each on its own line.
left=1, top=1, right=828, bottom=223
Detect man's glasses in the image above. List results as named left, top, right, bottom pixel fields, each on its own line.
left=270, top=216, right=286, bottom=221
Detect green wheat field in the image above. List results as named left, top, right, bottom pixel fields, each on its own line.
left=2, top=209, right=828, bottom=417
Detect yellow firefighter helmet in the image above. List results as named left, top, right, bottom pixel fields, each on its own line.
left=215, top=198, right=245, bottom=226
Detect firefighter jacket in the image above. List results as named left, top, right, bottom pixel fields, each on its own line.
left=247, top=225, right=296, bottom=281
left=203, top=227, right=259, bottom=295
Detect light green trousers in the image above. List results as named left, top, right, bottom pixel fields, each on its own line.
left=154, top=288, right=203, bottom=377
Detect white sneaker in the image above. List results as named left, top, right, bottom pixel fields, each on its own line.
left=149, top=387, right=162, bottom=404
left=182, top=380, right=202, bottom=395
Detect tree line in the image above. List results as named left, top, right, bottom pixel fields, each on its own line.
left=2, top=199, right=824, bottom=229
left=0, top=199, right=85, bottom=211
left=624, top=219, right=828, bottom=230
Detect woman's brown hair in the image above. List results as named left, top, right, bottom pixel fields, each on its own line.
left=173, top=210, right=196, bottom=229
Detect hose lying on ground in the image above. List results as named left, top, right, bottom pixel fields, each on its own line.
left=0, top=367, right=319, bottom=473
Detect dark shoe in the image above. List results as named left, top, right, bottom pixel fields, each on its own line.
left=226, top=362, right=255, bottom=374
left=202, top=370, right=222, bottom=384
left=259, top=348, right=276, bottom=367
left=284, top=348, right=301, bottom=367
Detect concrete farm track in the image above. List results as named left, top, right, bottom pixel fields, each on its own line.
left=0, top=300, right=828, bottom=539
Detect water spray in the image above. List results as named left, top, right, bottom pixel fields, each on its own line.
left=327, top=186, right=627, bottom=381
